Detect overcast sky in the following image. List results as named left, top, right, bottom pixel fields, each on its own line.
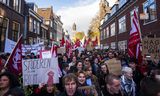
left=26, top=0, right=116, bottom=35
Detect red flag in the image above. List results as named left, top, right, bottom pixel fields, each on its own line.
left=60, top=36, right=65, bottom=47
left=73, top=38, right=81, bottom=49
left=83, top=38, right=91, bottom=48
left=128, top=10, right=142, bottom=64
left=92, top=36, right=98, bottom=46
left=5, top=35, right=22, bottom=75
left=65, top=39, right=72, bottom=57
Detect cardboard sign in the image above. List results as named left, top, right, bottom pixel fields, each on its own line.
left=105, top=58, right=121, bottom=76
left=22, top=58, right=59, bottom=86
left=142, top=38, right=160, bottom=60
left=57, top=47, right=66, bottom=54
left=40, top=50, right=51, bottom=59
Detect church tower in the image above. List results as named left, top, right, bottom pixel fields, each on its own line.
left=99, top=0, right=110, bottom=20
left=72, top=22, right=77, bottom=31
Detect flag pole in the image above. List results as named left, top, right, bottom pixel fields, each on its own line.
left=3, top=35, right=22, bottom=68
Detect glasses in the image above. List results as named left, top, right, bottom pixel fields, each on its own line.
left=85, top=59, right=89, bottom=61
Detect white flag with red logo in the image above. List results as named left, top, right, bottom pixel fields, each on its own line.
left=5, top=35, right=22, bottom=75
left=128, top=10, right=142, bottom=64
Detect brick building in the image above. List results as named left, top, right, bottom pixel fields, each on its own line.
left=0, top=0, right=25, bottom=52
left=100, top=0, right=160, bottom=51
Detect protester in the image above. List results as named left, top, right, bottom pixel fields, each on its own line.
left=120, top=67, right=136, bottom=96
left=97, top=63, right=109, bottom=92
left=31, top=83, right=59, bottom=96
left=77, top=71, right=96, bottom=96
left=128, top=58, right=143, bottom=94
left=58, top=73, right=82, bottom=96
left=69, top=56, right=77, bottom=69
left=84, top=66, right=101, bottom=96
left=103, top=73, right=123, bottom=96
left=92, top=57, right=100, bottom=76
left=0, top=71, right=24, bottom=96
left=83, top=57, right=91, bottom=69
left=140, top=76, right=160, bottom=96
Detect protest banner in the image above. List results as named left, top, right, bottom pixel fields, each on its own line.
left=105, top=58, right=121, bottom=76
left=22, top=58, right=59, bottom=86
left=4, top=38, right=16, bottom=53
left=142, top=38, right=160, bottom=60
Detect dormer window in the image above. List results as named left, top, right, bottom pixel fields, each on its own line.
left=0, top=0, right=9, bottom=6
left=119, top=0, right=127, bottom=8
left=111, top=6, right=116, bottom=16
left=13, top=0, right=21, bottom=13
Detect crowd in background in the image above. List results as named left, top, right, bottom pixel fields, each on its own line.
left=0, top=49, right=160, bottom=96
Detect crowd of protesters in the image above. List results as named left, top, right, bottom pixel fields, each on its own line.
left=0, top=49, right=160, bottom=96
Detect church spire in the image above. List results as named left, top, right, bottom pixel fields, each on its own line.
left=72, top=22, right=76, bottom=31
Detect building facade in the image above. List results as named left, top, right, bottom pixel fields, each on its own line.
left=53, top=15, right=63, bottom=43
left=37, top=7, right=55, bottom=46
left=24, top=3, right=43, bottom=45
left=0, top=0, right=25, bottom=52
left=100, top=0, right=160, bottom=51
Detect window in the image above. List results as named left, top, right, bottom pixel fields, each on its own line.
left=110, top=23, right=115, bottom=36
left=118, top=40, right=127, bottom=51
left=50, top=32, right=53, bottom=39
left=50, top=21, right=53, bottom=27
left=33, top=20, right=36, bottom=33
left=45, top=20, right=50, bottom=25
left=37, top=22, right=40, bottom=34
left=13, top=0, right=21, bottom=13
left=110, top=42, right=116, bottom=49
left=119, top=0, right=127, bottom=8
left=119, top=16, right=126, bottom=33
left=12, top=21, right=20, bottom=41
left=143, top=0, right=157, bottom=23
left=42, top=28, right=47, bottom=39
left=29, top=37, right=33, bottom=44
left=111, top=6, right=116, bottom=16
left=103, top=28, right=106, bottom=39
left=29, top=17, right=33, bottom=31
left=106, top=27, right=109, bottom=38
left=0, top=0, right=9, bottom=5
left=0, top=17, right=8, bottom=52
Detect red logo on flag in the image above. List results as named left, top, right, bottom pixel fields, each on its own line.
left=6, top=35, right=22, bottom=75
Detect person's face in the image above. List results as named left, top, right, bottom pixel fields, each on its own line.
left=125, top=71, right=133, bottom=80
left=77, top=62, right=83, bottom=71
left=63, top=56, right=67, bottom=61
left=94, top=58, right=98, bottom=64
left=46, top=85, right=54, bottom=93
left=78, top=73, right=86, bottom=84
left=86, top=67, right=92, bottom=76
left=107, top=79, right=120, bottom=94
left=72, top=57, right=77, bottom=63
left=0, top=76, right=10, bottom=89
left=101, top=65, right=107, bottom=73
left=108, top=53, right=114, bottom=59
left=84, top=58, right=90, bottom=67
left=129, top=62, right=136, bottom=69
left=65, top=80, right=77, bottom=96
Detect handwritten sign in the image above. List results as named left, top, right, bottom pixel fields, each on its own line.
left=105, top=58, right=121, bottom=76
left=142, top=38, right=160, bottom=60
left=22, top=58, right=59, bottom=86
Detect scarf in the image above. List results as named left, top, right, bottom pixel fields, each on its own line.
left=121, top=75, right=136, bottom=96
